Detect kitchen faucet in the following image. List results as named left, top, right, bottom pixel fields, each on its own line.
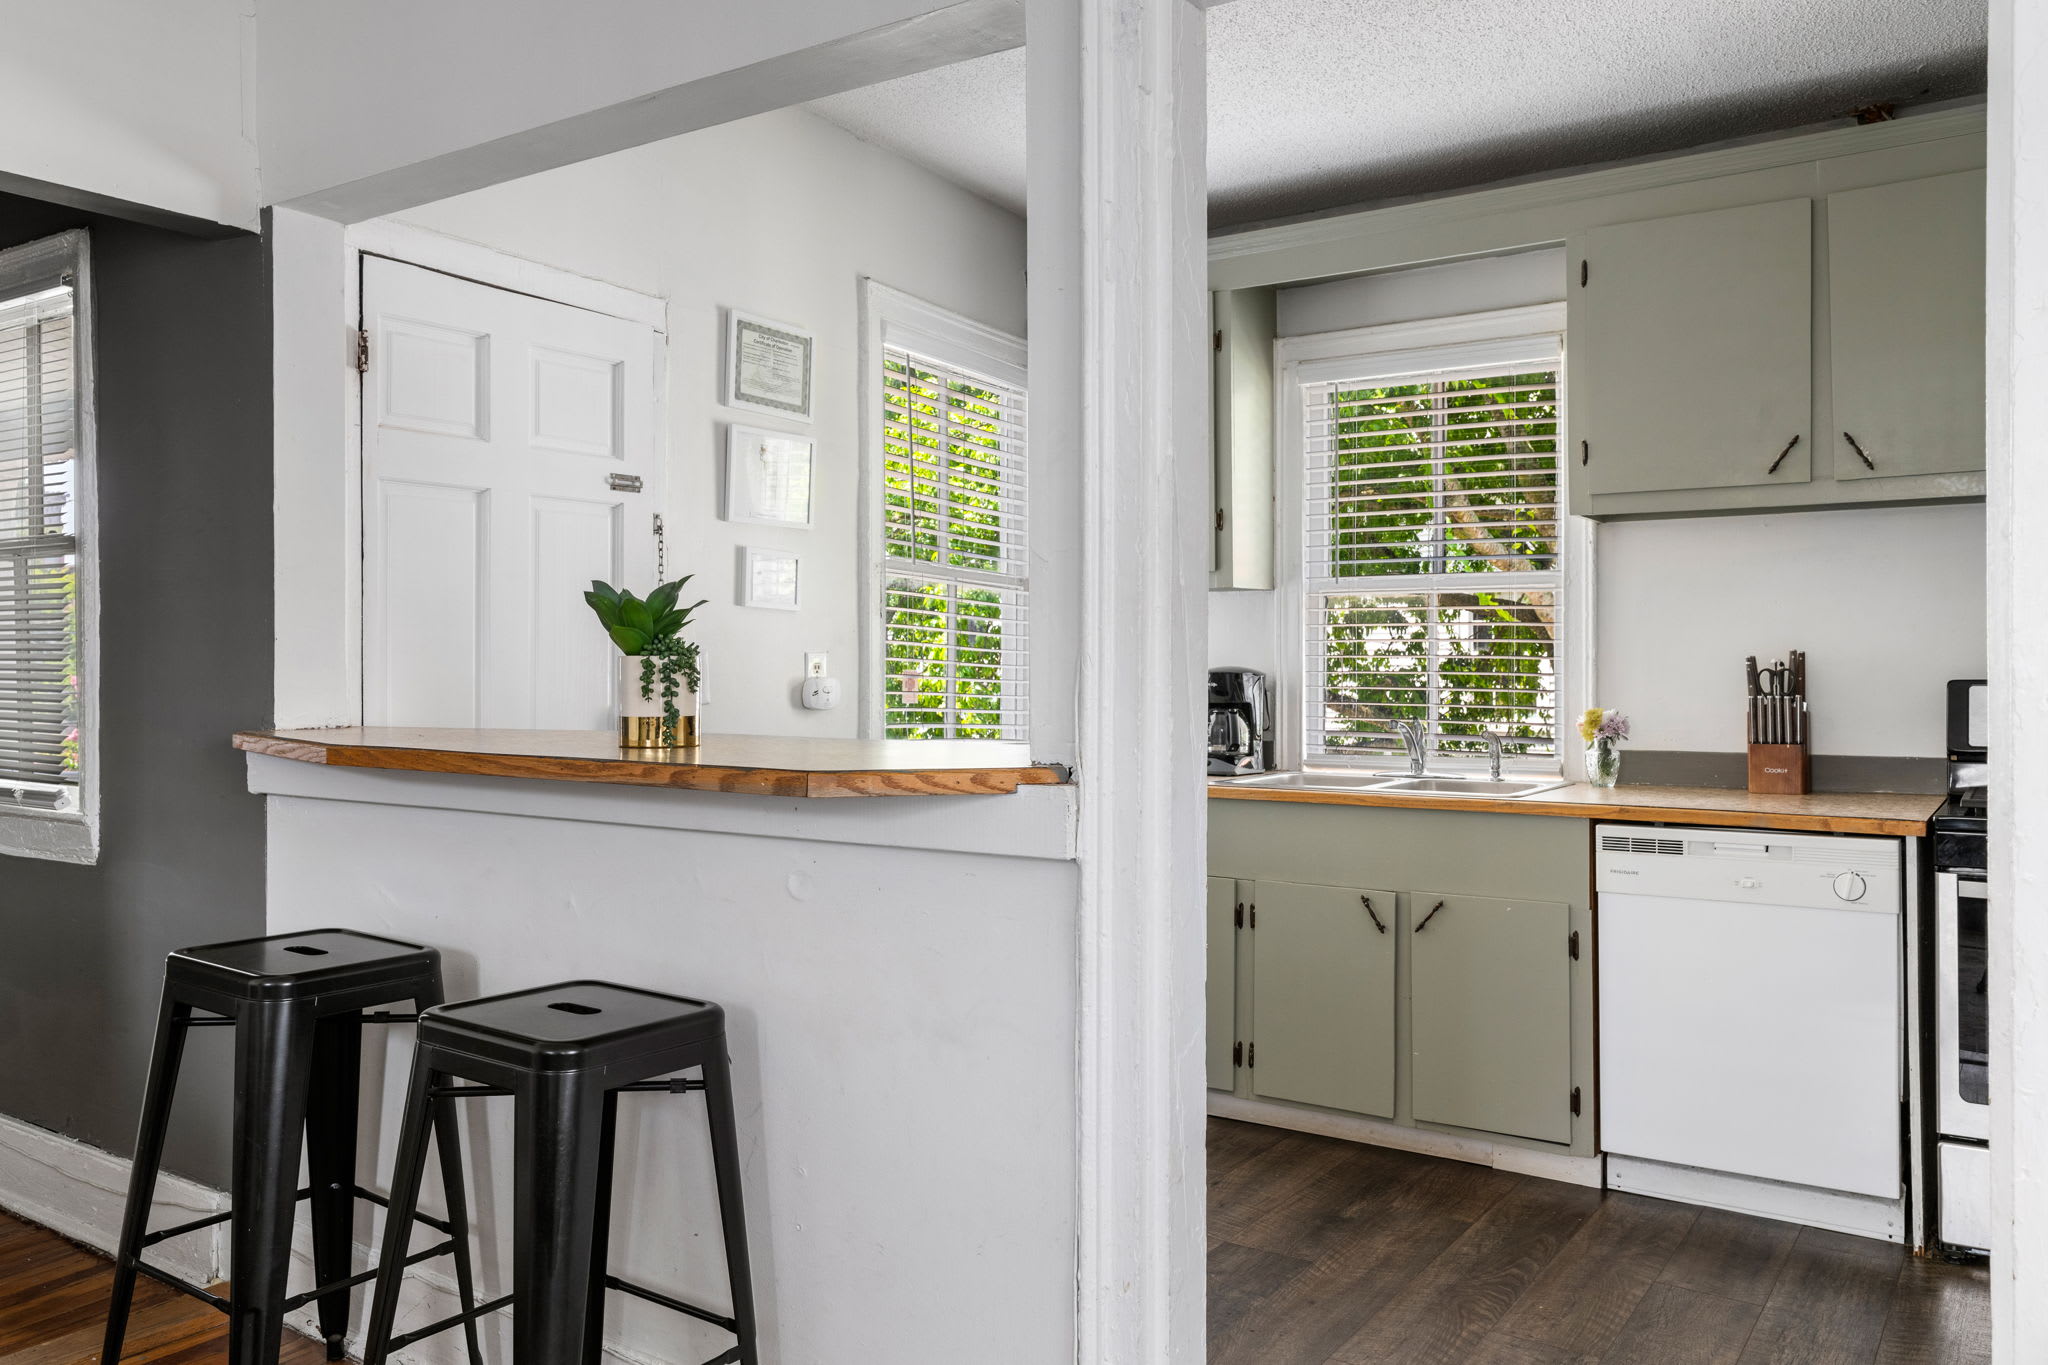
left=1482, top=732, right=1508, bottom=782
left=1394, top=721, right=1428, bottom=776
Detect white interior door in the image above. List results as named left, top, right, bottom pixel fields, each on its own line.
left=361, top=255, right=658, bottom=729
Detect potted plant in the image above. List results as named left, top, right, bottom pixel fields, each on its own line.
left=584, top=577, right=707, bottom=748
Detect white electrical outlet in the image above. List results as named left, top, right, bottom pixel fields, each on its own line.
left=805, top=652, right=828, bottom=678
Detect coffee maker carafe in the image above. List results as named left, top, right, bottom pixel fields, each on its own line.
left=1208, top=667, right=1272, bottom=776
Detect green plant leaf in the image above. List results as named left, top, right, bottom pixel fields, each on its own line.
left=608, top=624, right=650, bottom=655
left=583, top=591, right=621, bottom=630
left=646, top=581, right=680, bottom=617
left=619, top=595, right=654, bottom=635
left=589, top=580, right=622, bottom=604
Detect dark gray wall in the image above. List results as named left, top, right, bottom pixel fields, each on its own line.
left=0, top=192, right=271, bottom=1188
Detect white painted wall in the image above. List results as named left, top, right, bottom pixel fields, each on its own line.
left=1986, top=0, right=2047, bottom=1354
left=368, top=108, right=1025, bottom=739
left=258, top=773, right=1077, bottom=1365
left=0, top=0, right=257, bottom=226
left=1600, top=504, right=1986, bottom=757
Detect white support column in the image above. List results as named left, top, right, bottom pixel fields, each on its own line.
left=1988, top=2, right=2048, bottom=1359
left=1028, top=1, right=1209, bottom=1360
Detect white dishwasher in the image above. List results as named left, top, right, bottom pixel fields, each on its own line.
left=1597, top=825, right=1902, bottom=1205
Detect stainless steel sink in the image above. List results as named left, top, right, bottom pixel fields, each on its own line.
left=1216, top=771, right=1567, bottom=799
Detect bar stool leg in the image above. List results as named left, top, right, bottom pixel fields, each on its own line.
left=102, top=992, right=194, bottom=1365
left=580, top=1090, right=619, bottom=1365
left=513, top=1073, right=607, bottom=1365
left=306, top=1013, right=363, bottom=1360
left=418, top=981, right=488, bottom=1365
left=228, top=1000, right=319, bottom=1365
left=700, top=1050, right=759, bottom=1365
left=362, top=1053, right=438, bottom=1365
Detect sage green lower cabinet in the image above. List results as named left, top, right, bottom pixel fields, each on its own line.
left=1247, top=880, right=1398, bottom=1118
left=1207, top=876, right=1239, bottom=1091
left=1409, top=893, right=1574, bottom=1144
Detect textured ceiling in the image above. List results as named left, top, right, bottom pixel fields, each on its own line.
left=807, top=0, right=1987, bottom=229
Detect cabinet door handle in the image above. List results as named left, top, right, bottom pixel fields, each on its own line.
left=1767, top=433, right=1801, bottom=474
left=1842, top=431, right=1877, bottom=470
left=1415, top=900, right=1446, bottom=932
left=1361, top=895, right=1386, bottom=934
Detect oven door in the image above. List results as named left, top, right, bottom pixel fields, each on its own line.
left=1935, top=871, right=1991, bottom=1142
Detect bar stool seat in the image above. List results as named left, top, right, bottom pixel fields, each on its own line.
left=364, top=980, right=758, bottom=1365
left=103, top=929, right=484, bottom=1365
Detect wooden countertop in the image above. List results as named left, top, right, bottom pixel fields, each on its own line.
left=1208, top=777, right=1943, bottom=837
left=235, top=728, right=1068, bottom=798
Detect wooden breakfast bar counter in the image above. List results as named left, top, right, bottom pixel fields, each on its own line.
left=234, top=727, right=1069, bottom=798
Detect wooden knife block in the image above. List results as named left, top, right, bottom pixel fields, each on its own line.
left=1747, top=743, right=1811, bottom=795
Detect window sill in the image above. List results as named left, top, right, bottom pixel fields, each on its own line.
left=0, top=806, right=99, bottom=865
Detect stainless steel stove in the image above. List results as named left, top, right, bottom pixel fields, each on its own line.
left=1931, top=679, right=1989, bottom=1255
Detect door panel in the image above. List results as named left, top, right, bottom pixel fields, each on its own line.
left=1410, top=892, right=1572, bottom=1143
left=1207, top=876, right=1238, bottom=1091
left=1249, top=880, right=1397, bottom=1118
left=362, top=256, right=656, bottom=729
left=1577, top=198, right=1812, bottom=495
left=1827, top=170, right=1986, bottom=481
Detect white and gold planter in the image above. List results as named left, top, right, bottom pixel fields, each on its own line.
left=618, top=663, right=699, bottom=749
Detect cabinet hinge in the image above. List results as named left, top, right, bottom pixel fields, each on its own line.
left=1247, top=1042, right=1255, bottom=1069
left=1580, top=439, right=1590, bottom=467
left=1580, top=259, right=1589, bottom=287
left=1570, top=1086, right=1582, bottom=1117
left=1232, top=1040, right=1243, bottom=1068
left=1234, top=903, right=1244, bottom=929
left=1249, top=905, right=1257, bottom=930
left=1214, top=328, right=1223, bottom=353
left=354, top=329, right=370, bottom=373
left=1215, top=507, right=1226, bottom=533
left=1568, top=929, right=1580, bottom=960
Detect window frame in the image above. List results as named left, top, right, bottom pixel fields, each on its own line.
left=858, top=279, right=1029, bottom=742
left=0, top=228, right=99, bottom=864
left=1273, top=302, right=1593, bottom=779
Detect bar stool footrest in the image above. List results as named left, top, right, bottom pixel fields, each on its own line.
left=132, top=1261, right=229, bottom=1314
left=352, top=1184, right=454, bottom=1235
left=282, top=1239, right=457, bottom=1312
left=386, top=1292, right=516, bottom=1353
left=606, top=1275, right=738, bottom=1334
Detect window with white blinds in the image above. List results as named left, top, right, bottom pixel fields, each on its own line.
left=880, top=344, right=1028, bottom=740
left=0, top=277, right=80, bottom=811
left=1303, top=341, right=1562, bottom=769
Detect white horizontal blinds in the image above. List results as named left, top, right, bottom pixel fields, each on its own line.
left=1304, top=352, right=1561, bottom=766
left=881, top=345, right=1028, bottom=740
left=0, top=284, right=79, bottom=808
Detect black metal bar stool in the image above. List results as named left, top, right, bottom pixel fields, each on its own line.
left=103, top=929, right=486, bottom=1365
left=362, top=980, right=758, bottom=1365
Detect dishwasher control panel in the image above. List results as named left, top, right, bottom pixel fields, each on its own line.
left=1595, top=826, right=1902, bottom=913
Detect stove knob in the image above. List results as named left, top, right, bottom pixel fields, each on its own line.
left=1833, top=871, right=1868, bottom=903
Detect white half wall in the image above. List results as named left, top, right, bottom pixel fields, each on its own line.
left=376, top=108, right=1025, bottom=740
left=263, top=785, right=1077, bottom=1365
left=0, top=0, right=258, bottom=227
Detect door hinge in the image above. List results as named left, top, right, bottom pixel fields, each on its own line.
left=1569, top=929, right=1580, bottom=960
left=1247, top=1042, right=1255, bottom=1069
left=354, top=329, right=370, bottom=374
left=1234, top=903, right=1244, bottom=929
left=1232, top=1040, right=1243, bottom=1068
left=1570, top=1086, right=1582, bottom=1117
left=1214, top=328, right=1223, bottom=353
left=1580, top=259, right=1589, bottom=287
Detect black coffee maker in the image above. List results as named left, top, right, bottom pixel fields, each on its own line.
left=1208, top=667, right=1272, bottom=776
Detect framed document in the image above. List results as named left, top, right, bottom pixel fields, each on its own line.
left=725, top=309, right=814, bottom=420
left=740, top=546, right=801, bottom=611
left=723, top=425, right=814, bottom=528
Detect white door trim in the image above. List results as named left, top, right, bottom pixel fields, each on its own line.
left=1029, top=1, right=1209, bottom=1360
left=334, top=221, right=668, bottom=728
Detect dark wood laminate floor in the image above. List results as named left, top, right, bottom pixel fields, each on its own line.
left=0, top=1210, right=328, bottom=1364
left=1208, top=1119, right=1992, bottom=1365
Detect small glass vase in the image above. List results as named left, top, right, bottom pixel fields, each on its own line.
left=1586, top=737, right=1622, bottom=788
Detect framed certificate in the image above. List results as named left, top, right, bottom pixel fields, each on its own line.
left=740, top=546, right=801, bottom=611
left=723, top=425, right=814, bottom=528
left=725, top=309, right=814, bottom=421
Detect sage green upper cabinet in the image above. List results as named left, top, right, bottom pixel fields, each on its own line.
left=1827, top=169, right=1987, bottom=482
left=1410, top=893, right=1573, bottom=1144
left=1249, top=880, right=1397, bottom=1118
left=1576, top=198, right=1814, bottom=498
left=1207, top=876, right=1239, bottom=1091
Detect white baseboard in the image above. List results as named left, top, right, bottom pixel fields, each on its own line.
left=0, top=1112, right=227, bottom=1285
left=1208, top=1093, right=1606, bottom=1189
left=1606, top=1154, right=1905, bottom=1243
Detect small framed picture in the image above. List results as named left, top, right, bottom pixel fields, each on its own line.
left=724, top=424, right=814, bottom=527
left=725, top=309, right=814, bottom=421
left=740, top=546, right=801, bottom=611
